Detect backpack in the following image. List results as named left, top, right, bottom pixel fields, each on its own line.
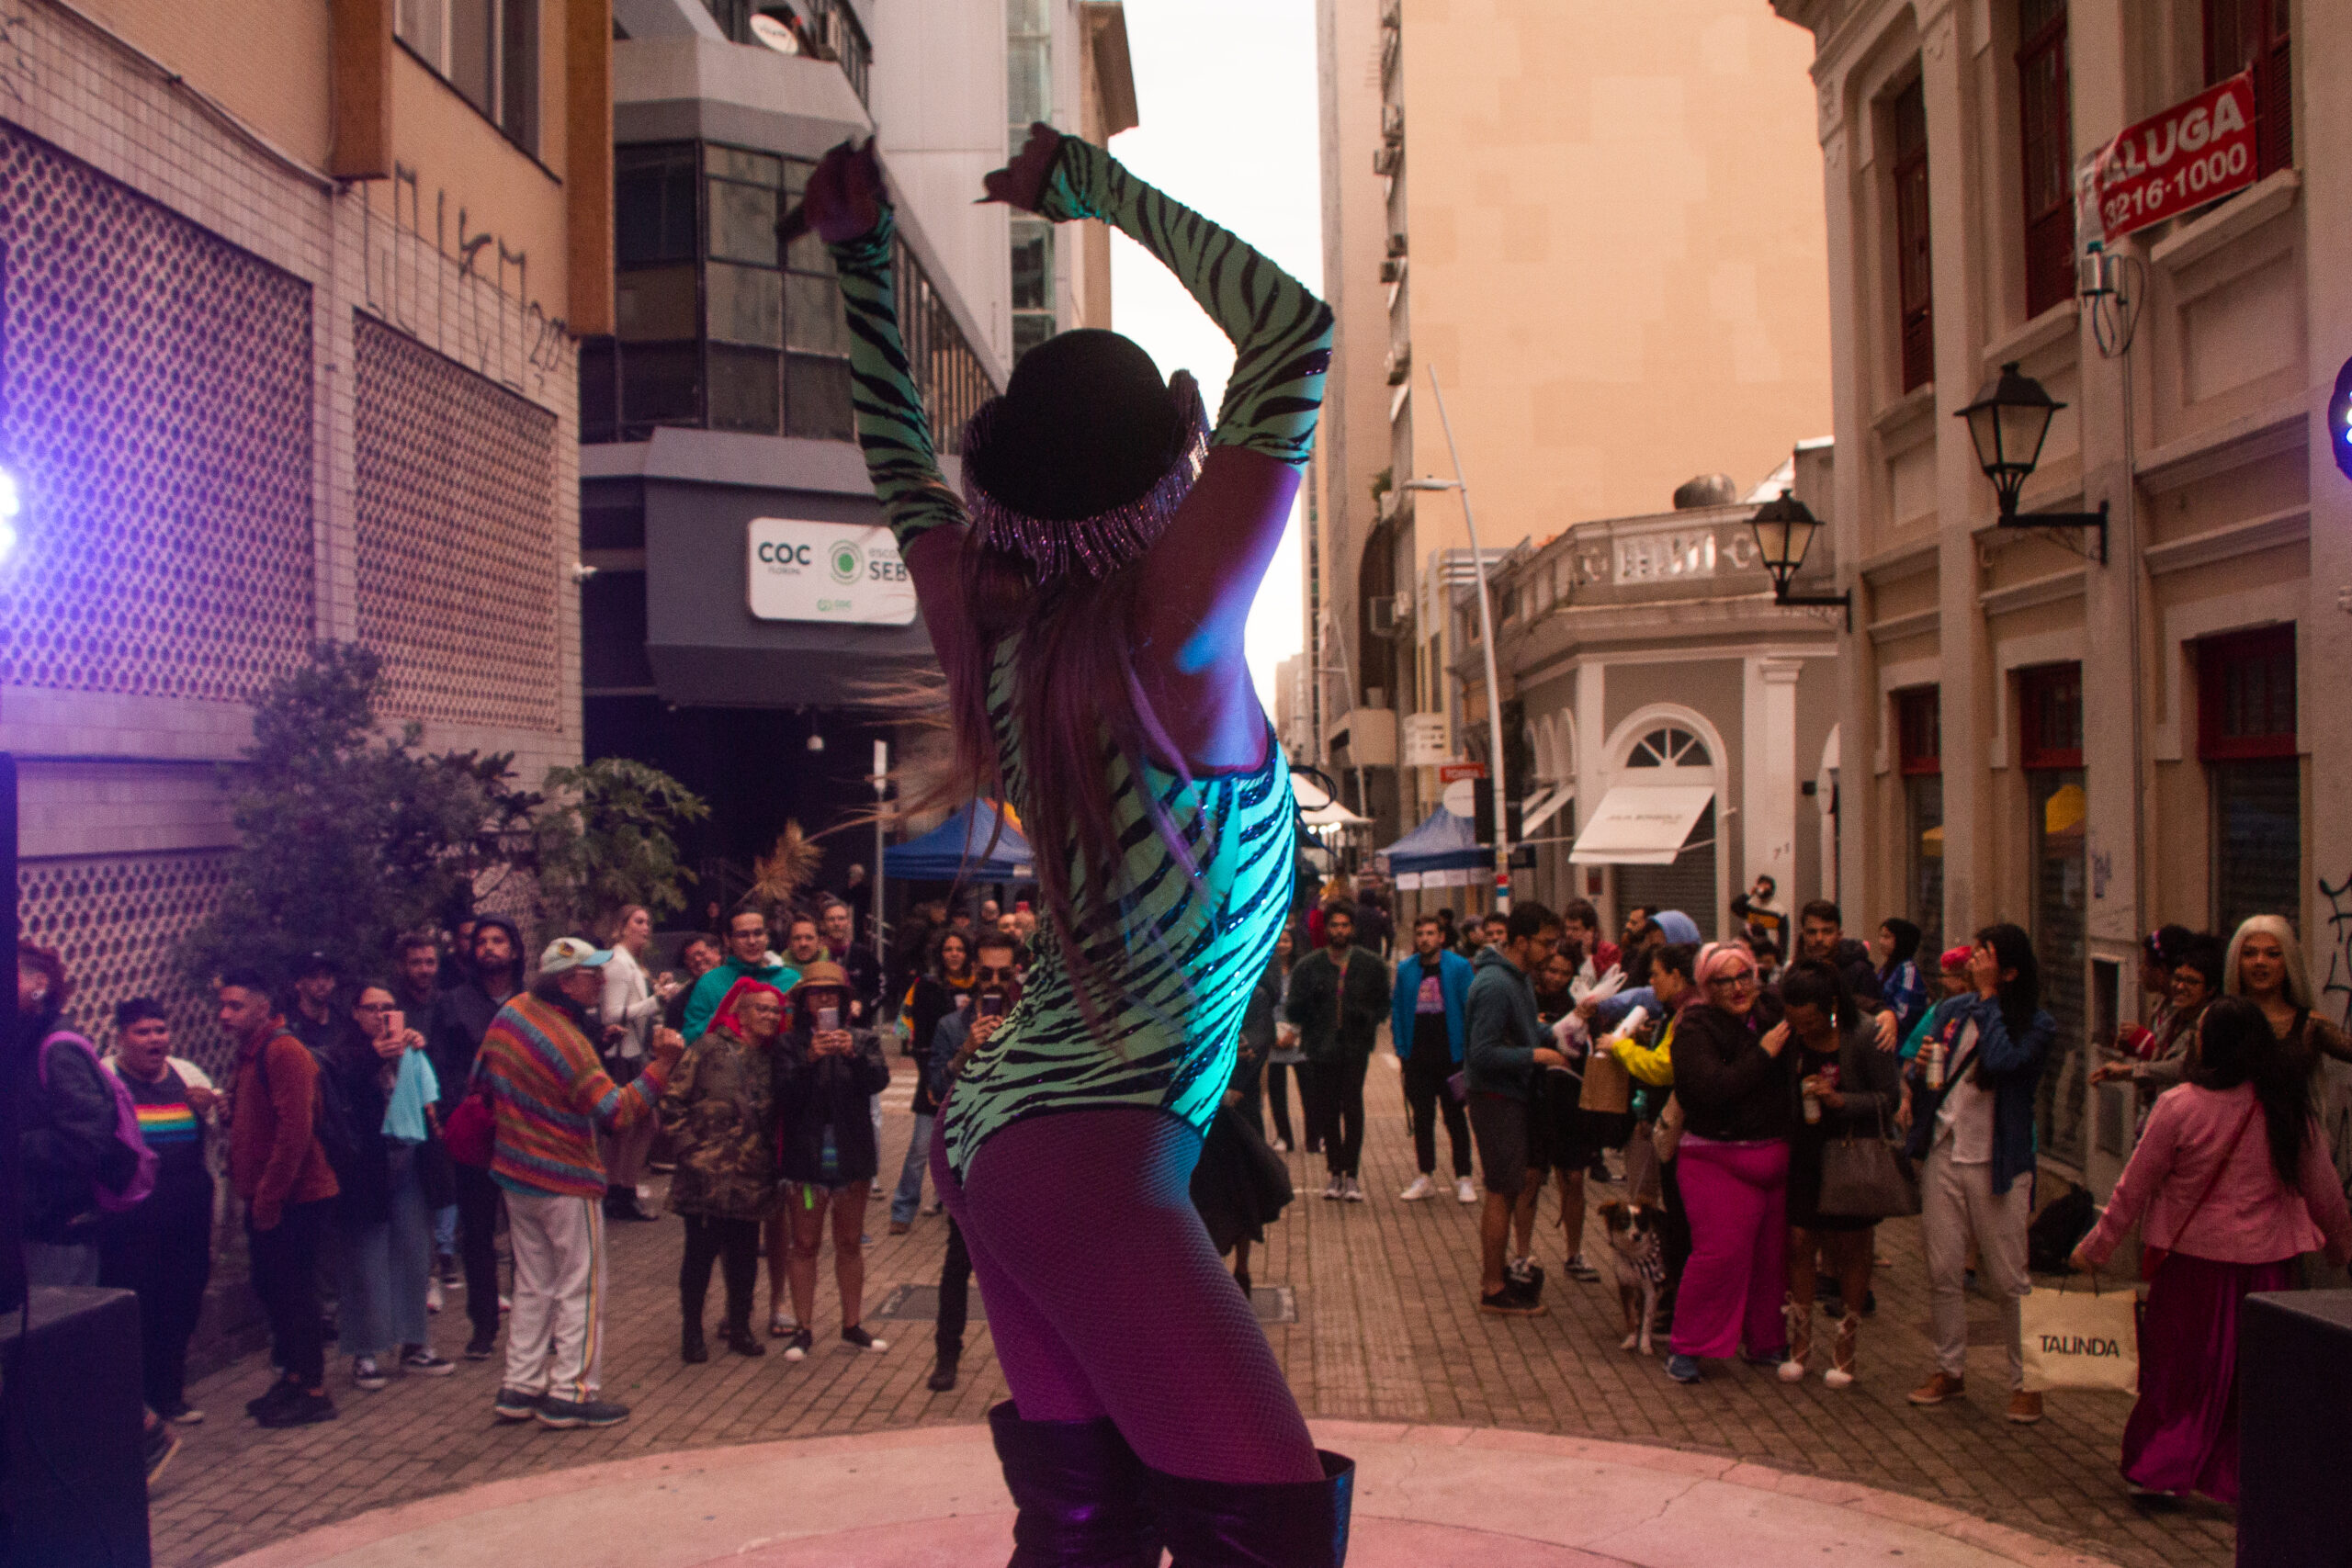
left=38, top=1031, right=159, bottom=1215
left=2027, top=1186, right=2098, bottom=1275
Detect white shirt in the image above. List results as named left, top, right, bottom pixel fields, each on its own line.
left=1933, top=1020, right=1996, bottom=1165
left=600, top=945, right=664, bottom=1060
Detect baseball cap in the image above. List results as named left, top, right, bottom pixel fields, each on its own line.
left=1939, top=944, right=1973, bottom=972
left=539, top=937, right=615, bottom=976
left=295, top=951, right=339, bottom=978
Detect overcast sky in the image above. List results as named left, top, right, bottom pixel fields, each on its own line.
left=1106, top=0, right=1320, bottom=713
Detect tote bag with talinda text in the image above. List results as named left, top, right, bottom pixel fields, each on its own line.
left=2020, top=1275, right=2139, bottom=1394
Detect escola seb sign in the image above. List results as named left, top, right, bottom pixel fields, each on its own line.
left=747, top=518, right=916, bottom=626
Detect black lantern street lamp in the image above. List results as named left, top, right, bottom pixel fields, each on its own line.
left=1747, top=490, right=1849, bottom=629
left=1954, top=360, right=2109, bottom=562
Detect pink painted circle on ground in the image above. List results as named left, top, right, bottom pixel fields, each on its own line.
left=711, top=1511, right=1618, bottom=1568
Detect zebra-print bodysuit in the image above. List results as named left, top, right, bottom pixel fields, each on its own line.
left=831, top=135, right=1330, bottom=1180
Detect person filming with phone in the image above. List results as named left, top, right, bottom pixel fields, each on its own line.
left=922, top=932, right=1022, bottom=1392
left=773, top=961, right=894, bottom=1361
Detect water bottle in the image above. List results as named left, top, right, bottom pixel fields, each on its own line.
left=1923, top=1031, right=1948, bottom=1091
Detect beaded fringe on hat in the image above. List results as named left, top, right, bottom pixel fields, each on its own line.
left=963, top=371, right=1210, bottom=580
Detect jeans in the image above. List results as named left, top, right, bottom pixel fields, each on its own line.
left=1306, top=1056, right=1369, bottom=1177
left=679, top=1213, right=762, bottom=1331
left=98, top=1187, right=214, bottom=1412
left=338, top=1152, right=434, bottom=1358
left=937, top=1214, right=973, bottom=1359
left=1402, top=1043, right=1472, bottom=1177
left=891, top=1111, right=935, bottom=1224
left=432, top=1203, right=458, bottom=1256
left=455, top=1161, right=504, bottom=1340
left=248, top=1197, right=332, bottom=1388
left=22, top=1239, right=100, bottom=1287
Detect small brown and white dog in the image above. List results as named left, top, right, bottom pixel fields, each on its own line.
left=1597, top=1200, right=1666, bottom=1355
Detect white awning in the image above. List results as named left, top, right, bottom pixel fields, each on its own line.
left=1301, top=798, right=1371, bottom=828
left=1568, top=784, right=1714, bottom=866
left=1519, top=785, right=1573, bottom=837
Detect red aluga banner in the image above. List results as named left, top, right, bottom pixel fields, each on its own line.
left=2076, top=71, right=2257, bottom=246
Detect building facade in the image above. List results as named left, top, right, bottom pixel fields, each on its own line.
left=1311, top=0, right=1836, bottom=857
left=1769, top=0, right=2351, bottom=1195
left=1436, top=449, right=1843, bottom=941
left=577, top=0, right=1135, bottom=892
left=6, top=0, right=604, bottom=1062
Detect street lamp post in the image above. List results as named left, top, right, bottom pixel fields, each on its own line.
left=871, top=739, right=888, bottom=968
left=1402, top=364, right=1511, bottom=914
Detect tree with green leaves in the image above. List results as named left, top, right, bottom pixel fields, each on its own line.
left=531, top=757, right=710, bottom=940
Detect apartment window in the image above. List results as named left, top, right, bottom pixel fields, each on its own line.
left=583, top=141, right=989, bottom=446
left=2199, top=626, right=2299, bottom=934
left=1890, top=78, right=1934, bottom=393
left=731, top=3, right=871, bottom=106
left=2019, top=663, right=2086, bottom=1168
left=2016, top=0, right=2074, bottom=319
left=1895, top=687, right=1943, bottom=954
left=397, top=0, right=539, bottom=152
left=1009, top=0, right=1056, bottom=360
left=2205, top=0, right=2291, bottom=179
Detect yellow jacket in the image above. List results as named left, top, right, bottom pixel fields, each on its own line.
left=1611, top=1011, right=1677, bottom=1088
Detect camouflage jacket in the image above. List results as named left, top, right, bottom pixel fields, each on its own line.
left=659, top=1024, right=777, bottom=1220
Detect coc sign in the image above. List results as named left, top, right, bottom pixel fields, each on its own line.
left=748, top=518, right=916, bottom=626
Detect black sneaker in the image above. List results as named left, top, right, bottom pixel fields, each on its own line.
left=492, top=1386, right=544, bottom=1422
left=401, top=1347, right=458, bottom=1376
left=926, top=1350, right=960, bottom=1392
left=246, top=1380, right=302, bottom=1420
left=1563, top=1253, right=1602, bottom=1283
left=1480, top=1287, right=1547, bottom=1317
left=1506, top=1258, right=1545, bottom=1298
left=841, top=1325, right=888, bottom=1354
left=256, top=1389, right=338, bottom=1428
left=782, top=1326, right=814, bottom=1362
left=537, top=1396, right=629, bottom=1429
left=465, top=1328, right=499, bottom=1360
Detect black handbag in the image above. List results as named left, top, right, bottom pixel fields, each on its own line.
left=1816, top=1104, right=1920, bottom=1219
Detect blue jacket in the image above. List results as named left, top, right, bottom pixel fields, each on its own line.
left=1903, top=993, right=2054, bottom=1197
left=1389, top=949, right=1475, bottom=1064
left=1464, top=947, right=1544, bottom=1096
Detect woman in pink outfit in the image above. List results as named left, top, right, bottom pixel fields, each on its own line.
left=2073, top=997, right=2352, bottom=1504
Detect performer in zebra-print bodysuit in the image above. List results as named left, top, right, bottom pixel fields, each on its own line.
left=803, top=127, right=1348, bottom=1563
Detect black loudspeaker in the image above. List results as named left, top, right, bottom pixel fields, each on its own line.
left=0, top=1287, right=152, bottom=1567
left=2239, top=1290, right=2352, bottom=1568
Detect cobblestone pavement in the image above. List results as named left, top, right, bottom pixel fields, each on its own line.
left=152, top=1053, right=2233, bottom=1568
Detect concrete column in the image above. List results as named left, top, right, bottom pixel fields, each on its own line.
left=1918, top=1, right=1990, bottom=943
left=1746, top=656, right=1805, bottom=902
left=2304, top=4, right=2352, bottom=1025
left=1576, top=660, right=1605, bottom=920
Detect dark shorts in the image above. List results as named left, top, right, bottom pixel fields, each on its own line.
left=1467, top=1092, right=1531, bottom=1198
left=1537, top=1071, right=1631, bottom=1172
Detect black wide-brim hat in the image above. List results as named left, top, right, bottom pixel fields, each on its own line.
left=961, top=329, right=1209, bottom=580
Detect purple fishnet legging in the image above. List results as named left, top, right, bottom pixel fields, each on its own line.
left=932, top=1106, right=1322, bottom=1483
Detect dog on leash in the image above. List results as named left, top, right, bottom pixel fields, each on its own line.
left=1597, top=1200, right=1665, bottom=1355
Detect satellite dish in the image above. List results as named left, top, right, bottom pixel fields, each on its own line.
left=1442, top=779, right=1477, bottom=817
left=750, top=12, right=804, bottom=53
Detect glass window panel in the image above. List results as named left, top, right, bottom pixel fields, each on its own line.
left=707, top=262, right=784, bottom=348
left=705, top=145, right=783, bottom=186
left=786, top=354, right=855, bottom=441
left=2212, top=758, right=2300, bottom=936
left=1011, top=220, right=1052, bottom=310
left=617, top=148, right=698, bottom=265
left=1007, top=0, right=1049, bottom=33
left=786, top=229, right=834, bottom=275
left=784, top=272, right=848, bottom=355
left=578, top=339, right=617, bottom=444
left=2030, top=767, right=2088, bottom=1168
left=616, top=264, right=698, bottom=342
left=1012, top=311, right=1056, bottom=364
left=708, top=179, right=778, bottom=265
left=450, top=0, right=496, bottom=116
left=618, top=342, right=701, bottom=427
left=709, top=344, right=781, bottom=434
left=1008, top=39, right=1052, bottom=132
left=501, top=0, right=538, bottom=150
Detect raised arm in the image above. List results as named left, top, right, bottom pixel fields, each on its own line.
left=1007, top=128, right=1333, bottom=765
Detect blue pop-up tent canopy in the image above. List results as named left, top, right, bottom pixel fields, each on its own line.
left=883, top=801, right=1035, bottom=881
left=1380, top=807, right=1486, bottom=875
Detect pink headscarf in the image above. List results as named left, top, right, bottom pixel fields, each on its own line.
left=1693, top=941, right=1756, bottom=991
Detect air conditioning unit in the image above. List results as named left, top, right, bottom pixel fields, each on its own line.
left=1379, top=257, right=1402, bottom=284
left=1382, top=104, right=1405, bottom=145
left=1372, top=146, right=1402, bottom=176
left=1386, top=231, right=1408, bottom=258
left=1385, top=345, right=1411, bottom=386
left=1368, top=595, right=1400, bottom=637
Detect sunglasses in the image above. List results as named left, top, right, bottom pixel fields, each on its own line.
left=1706, top=972, right=1760, bottom=991
left=974, top=964, right=1018, bottom=982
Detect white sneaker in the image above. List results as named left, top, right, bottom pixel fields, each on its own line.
left=1456, top=1176, right=1478, bottom=1204
left=1322, top=1177, right=1344, bottom=1201
left=1268, top=1138, right=1289, bottom=1153
left=1399, top=1174, right=1435, bottom=1201
left=1342, top=1176, right=1366, bottom=1202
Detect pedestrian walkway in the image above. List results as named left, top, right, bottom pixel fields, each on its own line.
left=151, top=1054, right=2235, bottom=1567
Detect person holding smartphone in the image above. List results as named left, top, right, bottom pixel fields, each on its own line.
left=924, top=932, right=1022, bottom=1392
left=773, top=961, right=894, bottom=1360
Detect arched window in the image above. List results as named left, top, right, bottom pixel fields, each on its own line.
left=1626, top=726, right=1711, bottom=769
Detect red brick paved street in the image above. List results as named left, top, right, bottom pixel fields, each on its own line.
left=150, top=1055, right=2233, bottom=1567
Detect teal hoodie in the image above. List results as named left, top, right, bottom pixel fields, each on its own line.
left=1464, top=945, right=1543, bottom=1097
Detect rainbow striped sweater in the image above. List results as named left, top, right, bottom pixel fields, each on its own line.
left=480, top=993, right=669, bottom=1199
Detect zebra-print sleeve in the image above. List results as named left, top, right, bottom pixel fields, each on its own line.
left=830, top=209, right=967, bottom=555
left=1036, top=137, right=1332, bottom=468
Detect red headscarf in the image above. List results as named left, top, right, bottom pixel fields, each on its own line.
left=709, top=977, right=786, bottom=1040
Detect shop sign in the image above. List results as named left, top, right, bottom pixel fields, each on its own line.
left=747, top=518, right=916, bottom=626
left=1438, top=761, right=1487, bottom=784
left=2076, top=71, right=2256, bottom=245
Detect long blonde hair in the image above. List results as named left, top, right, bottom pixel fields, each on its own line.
left=2223, top=915, right=2312, bottom=1009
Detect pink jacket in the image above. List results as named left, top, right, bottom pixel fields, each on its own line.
left=2082, top=1081, right=2352, bottom=1269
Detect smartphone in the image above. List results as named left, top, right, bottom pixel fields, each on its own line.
left=978, top=992, right=1007, bottom=1021
left=384, top=1009, right=405, bottom=1042
left=817, top=1005, right=840, bottom=1033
